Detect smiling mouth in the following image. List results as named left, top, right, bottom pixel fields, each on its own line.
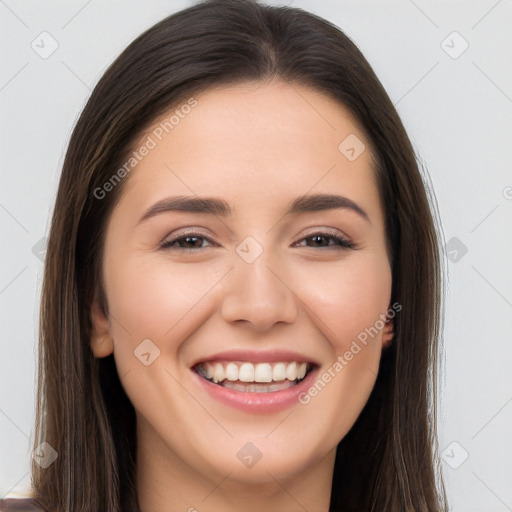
left=194, top=361, right=315, bottom=393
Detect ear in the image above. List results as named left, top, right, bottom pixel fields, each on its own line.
left=90, top=293, right=114, bottom=358
left=382, top=316, right=395, bottom=349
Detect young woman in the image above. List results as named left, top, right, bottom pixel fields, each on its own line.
left=2, top=0, right=447, bottom=510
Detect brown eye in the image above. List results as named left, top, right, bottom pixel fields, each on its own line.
left=160, top=234, right=216, bottom=251
left=295, top=232, right=354, bottom=250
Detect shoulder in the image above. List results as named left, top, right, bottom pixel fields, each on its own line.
left=0, top=498, right=48, bottom=511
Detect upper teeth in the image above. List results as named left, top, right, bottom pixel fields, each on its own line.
left=197, top=361, right=310, bottom=383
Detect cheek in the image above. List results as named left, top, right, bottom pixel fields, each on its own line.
left=103, top=255, right=226, bottom=362
left=294, top=253, right=392, bottom=352
left=109, top=255, right=190, bottom=323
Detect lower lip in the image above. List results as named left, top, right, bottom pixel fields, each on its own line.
left=192, top=367, right=319, bottom=413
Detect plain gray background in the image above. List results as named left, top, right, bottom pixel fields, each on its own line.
left=1, top=0, right=511, bottom=510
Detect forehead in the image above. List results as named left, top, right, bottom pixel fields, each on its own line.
left=119, top=80, right=380, bottom=220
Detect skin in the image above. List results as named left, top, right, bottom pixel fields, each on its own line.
left=90, top=79, right=394, bottom=512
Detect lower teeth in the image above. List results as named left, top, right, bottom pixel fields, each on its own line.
left=215, top=378, right=301, bottom=393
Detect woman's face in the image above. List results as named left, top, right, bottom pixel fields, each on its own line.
left=90, top=80, right=393, bottom=489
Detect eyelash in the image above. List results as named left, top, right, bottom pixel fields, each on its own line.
left=160, top=230, right=355, bottom=251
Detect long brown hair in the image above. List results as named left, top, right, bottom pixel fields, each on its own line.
left=32, top=1, right=447, bottom=510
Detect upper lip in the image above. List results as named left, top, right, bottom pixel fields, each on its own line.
left=190, top=349, right=320, bottom=367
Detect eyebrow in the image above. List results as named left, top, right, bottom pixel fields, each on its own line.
left=137, top=193, right=370, bottom=224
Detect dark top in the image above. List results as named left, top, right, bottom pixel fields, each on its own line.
left=0, top=499, right=47, bottom=511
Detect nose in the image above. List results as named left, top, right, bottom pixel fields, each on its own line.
left=221, top=250, right=298, bottom=331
